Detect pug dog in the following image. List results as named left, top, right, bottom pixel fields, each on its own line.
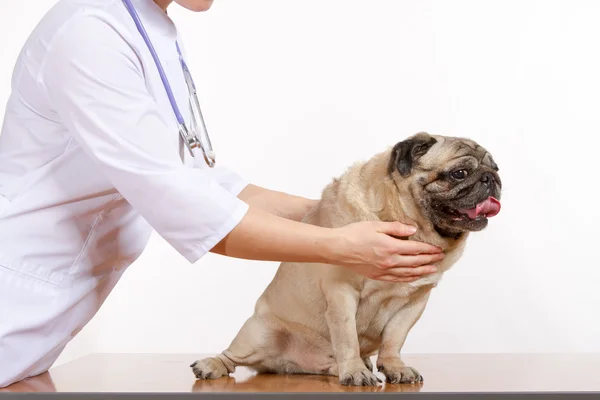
left=190, top=132, right=502, bottom=386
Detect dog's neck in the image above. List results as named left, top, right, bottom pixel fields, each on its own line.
left=349, top=153, right=467, bottom=252
left=312, top=151, right=469, bottom=255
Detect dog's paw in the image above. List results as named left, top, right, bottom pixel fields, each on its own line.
left=377, top=363, right=423, bottom=384
left=190, top=357, right=229, bottom=380
left=339, top=369, right=381, bottom=386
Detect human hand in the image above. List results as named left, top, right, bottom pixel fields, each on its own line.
left=323, top=221, right=444, bottom=283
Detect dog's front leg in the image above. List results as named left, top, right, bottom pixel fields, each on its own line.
left=324, top=284, right=380, bottom=386
left=376, top=291, right=431, bottom=384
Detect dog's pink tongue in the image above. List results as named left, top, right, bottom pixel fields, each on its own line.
left=458, top=197, right=501, bottom=219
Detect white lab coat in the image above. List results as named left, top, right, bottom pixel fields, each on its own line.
left=0, top=0, right=249, bottom=387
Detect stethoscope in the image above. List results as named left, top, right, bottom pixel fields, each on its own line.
left=121, top=0, right=216, bottom=167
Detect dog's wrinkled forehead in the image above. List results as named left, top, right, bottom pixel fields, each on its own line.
left=387, top=132, right=499, bottom=178
left=423, top=136, right=497, bottom=170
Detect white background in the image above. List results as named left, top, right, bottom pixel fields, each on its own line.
left=1, top=0, right=599, bottom=368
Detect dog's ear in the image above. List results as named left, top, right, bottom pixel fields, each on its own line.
left=388, top=132, right=437, bottom=177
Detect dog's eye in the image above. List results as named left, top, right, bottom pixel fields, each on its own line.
left=451, top=169, right=468, bottom=180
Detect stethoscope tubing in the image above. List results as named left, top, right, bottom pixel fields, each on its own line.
left=121, top=0, right=187, bottom=126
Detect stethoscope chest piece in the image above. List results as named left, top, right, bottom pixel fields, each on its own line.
left=179, top=123, right=215, bottom=167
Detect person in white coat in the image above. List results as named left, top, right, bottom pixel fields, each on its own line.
left=0, top=0, right=445, bottom=388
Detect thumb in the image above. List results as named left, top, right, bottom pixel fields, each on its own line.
left=375, top=221, right=417, bottom=238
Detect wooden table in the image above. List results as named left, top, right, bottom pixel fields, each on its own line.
left=3, top=353, right=600, bottom=396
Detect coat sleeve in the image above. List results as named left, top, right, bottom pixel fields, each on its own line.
left=200, top=165, right=250, bottom=196
left=40, top=15, right=249, bottom=263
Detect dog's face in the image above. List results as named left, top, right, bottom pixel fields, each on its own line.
left=387, top=132, right=502, bottom=237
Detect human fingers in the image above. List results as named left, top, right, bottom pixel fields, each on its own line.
left=391, top=238, right=443, bottom=255
left=374, top=221, right=418, bottom=238
left=382, top=265, right=438, bottom=278
left=376, top=264, right=440, bottom=282
left=383, top=252, right=445, bottom=269
left=375, top=274, right=421, bottom=283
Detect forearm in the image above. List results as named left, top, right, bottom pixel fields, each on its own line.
left=210, top=206, right=336, bottom=263
left=237, top=184, right=319, bottom=222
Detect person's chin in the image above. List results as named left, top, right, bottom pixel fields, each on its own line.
left=176, top=0, right=214, bottom=12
